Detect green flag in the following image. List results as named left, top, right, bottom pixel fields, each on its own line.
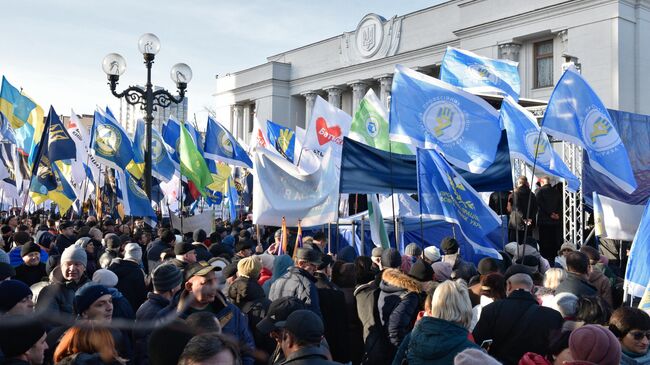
left=368, top=193, right=390, bottom=249
left=179, top=123, right=212, bottom=195
left=349, top=89, right=413, bottom=155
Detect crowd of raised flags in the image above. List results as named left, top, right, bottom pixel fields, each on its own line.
left=0, top=46, right=648, bottom=305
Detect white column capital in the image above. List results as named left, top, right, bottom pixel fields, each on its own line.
left=498, top=42, right=522, bottom=62
left=324, top=86, right=344, bottom=109
left=375, top=74, right=393, bottom=109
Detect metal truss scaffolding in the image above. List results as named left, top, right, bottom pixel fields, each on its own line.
left=562, top=142, right=583, bottom=246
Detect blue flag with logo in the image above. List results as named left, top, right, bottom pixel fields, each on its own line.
left=440, top=47, right=521, bottom=101
left=417, top=147, right=502, bottom=259
left=624, top=200, right=650, bottom=299
left=134, top=119, right=176, bottom=182
left=389, top=65, right=501, bottom=173
left=115, top=169, right=156, bottom=219
left=500, top=97, right=580, bottom=192
left=204, top=117, right=252, bottom=168
left=161, top=116, right=181, bottom=165
left=541, top=67, right=637, bottom=194
left=266, top=120, right=295, bottom=163
left=227, top=177, right=238, bottom=223
left=91, top=109, right=143, bottom=179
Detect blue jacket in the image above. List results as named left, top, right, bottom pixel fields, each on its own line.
left=378, top=269, right=421, bottom=350
left=262, top=254, right=293, bottom=295
left=9, top=246, right=48, bottom=267
left=392, top=317, right=478, bottom=365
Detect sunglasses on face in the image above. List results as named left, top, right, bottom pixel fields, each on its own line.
left=629, top=331, right=650, bottom=341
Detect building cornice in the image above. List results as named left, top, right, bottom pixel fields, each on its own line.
left=214, top=78, right=289, bottom=97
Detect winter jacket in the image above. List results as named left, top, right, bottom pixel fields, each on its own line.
left=176, top=289, right=256, bottom=365
left=587, top=270, right=613, bottom=306
left=279, top=346, right=342, bottom=365
left=54, top=234, right=77, bottom=254
left=354, top=274, right=392, bottom=365
left=192, top=242, right=212, bottom=262
left=473, top=289, right=564, bottom=365
left=107, top=287, right=135, bottom=320
left=146, top=239, right=169, bottom=271
left=621, top=350, right=650, bottom=365
left=314, top=272, right=350, bottom=363
left=535, top=184, right=562, bottom=226
left=108, top=258, right=147, bottom=312
left=228, top=276, right=275, bottom=356
left=35, top=270, right=89, bottom=316
left=392, top=317, right=478, bottom=365
left=56, top=353, right=122, bottom=365
left=262, top=255, right=293, bottom=295
left=134, top=292, right=173, bottom=365
left=555, top=272, right=598, bottom=298
left=258, top=267, right=272, bottom=287
left=14, top=262, right=46, bottom=286
left=377, top=269, right=421, bottom=357
left=9, top=246, right=49, bottom=267
left=268, top=266, right=321, bottom=317
left=136, top=292, right=171, bottom=321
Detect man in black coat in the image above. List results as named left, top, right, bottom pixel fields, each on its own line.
left=508, top=176, right=538, bottom=244
left=276, top=310, right=343, bottom=365
left=54, top=221, right=76, bottom=254
left=555, top=251, right=598, bottom=298
left=473, top=273, right=563, bottom=365
left=535, top=176, right=563, bottom=263
left=108, top=243, right=147, bottom=312
left=146, top=229, right=176, bottom=273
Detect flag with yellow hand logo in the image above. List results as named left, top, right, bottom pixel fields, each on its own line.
left=266, top=120, right=295, bottom=163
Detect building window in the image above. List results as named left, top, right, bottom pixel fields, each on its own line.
left=534, top=40, right=553, bottom=88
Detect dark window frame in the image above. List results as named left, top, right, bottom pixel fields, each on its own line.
left=534, top=39, right=554, bottom=89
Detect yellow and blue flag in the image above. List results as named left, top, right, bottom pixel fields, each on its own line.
left=204, top=117, right=252, bottom=168
left=266, top=120, right=295, bottom=163
left=115, top=169, right=156, bottom=220
left=389, top=65, right=501, bottom=173
left=417, top=147, right=502, bottom=261
left=134, top=119, right=176, bottom=182
left=91, top=109, right=143, bottom=179
left=541, top=67, right=637, bottom=194
left=0, top=77, right=44, bottom=160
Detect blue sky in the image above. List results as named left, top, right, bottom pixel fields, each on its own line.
left=1, top=1, right=438, bottom=126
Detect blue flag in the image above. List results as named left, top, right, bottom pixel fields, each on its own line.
left=227, top=177, right=239, bottom=223
left=91, top=109, right=143, bottom=179
left=161, top=116, right=181, bottom=165
left=134, top=120, right=176, bottom=182
left=500, top=97, right=580, bottom=192
left=45, top=107, right=76, bottom=163
left=0, top=112, right=16, bottom=144
left=541, top=67, right=637, bottom=194
left=624, top=200, right=650, bottom=299
left=389, top=65, right=501, bottom=173
left=115, top=169, right=156, bottom=219
left=204, top=117, right=252, bottom=168
left=417, top=147, right=502, bottom=259
left=440, top=47, right=520, bottom=101
left=266, top=120, right=295, bottom=163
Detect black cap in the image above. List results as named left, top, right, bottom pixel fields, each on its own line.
left=20, top=242, right=40, bottom=257
left=441, top=237, right=459, bottom=254
left=276, top=309, right=324, bottom=343
left=235, top=239, right=254, bottom=253
left=477, top=257, right=499, bottom=275
left=408, top=259, right=434, bottom=282
left=59, top=221, right=73, bottom=230
left=222, top=262, right=238, bottom=279
left=102, top=218, right=115, bottom=226
left=295, top=247, right=322, bottom=265
left=0, top=316, right=46, bottom=357
left=504, top=264, right=533, bottom=280
left=184, top=261, right=220, bottom=282
left=193, top=229, right=207, bottom=243
left=174, top=241, right=195, bottom=256
left=257, top=297, right=307, bottom=335
left=381, top=248, right=401, bottom=269
left=104, top=233, right=121, bottom=249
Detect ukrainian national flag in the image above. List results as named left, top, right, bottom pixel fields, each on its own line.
left=0, top=77, right=44, bottom=158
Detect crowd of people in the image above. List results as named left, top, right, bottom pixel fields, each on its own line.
left=0, top=185, right=647, bottom=365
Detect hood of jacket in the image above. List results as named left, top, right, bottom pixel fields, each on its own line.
left=380, top=268, right=421, bottom=294
left=228, top=277, right=266, bottom=305
left=271, top=255, right=294, bottom=279
left=408, top=317, right=472, bottom=360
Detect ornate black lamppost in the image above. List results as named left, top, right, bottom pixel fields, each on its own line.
left=101, top=33, right=191, bottom=200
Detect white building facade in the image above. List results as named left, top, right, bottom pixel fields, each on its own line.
left=214, top=0, right=650, bottom=143
left=118, top=86, right=189, bottom=137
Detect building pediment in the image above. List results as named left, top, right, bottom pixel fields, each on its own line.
left=339, top=13, right=402, bottom=67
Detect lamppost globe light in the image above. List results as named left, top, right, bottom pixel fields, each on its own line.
left=170, top=63, right=192, bottom=85
left=102, top=53, right=127, bottom=76
left=138, top=33, right=161, bottom=55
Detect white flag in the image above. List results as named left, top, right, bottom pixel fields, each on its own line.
left=253, top=147, right=339, bottom=227
left=69, top=110, right=101, bottom=188
left=302, top=96, right=352, bottom=164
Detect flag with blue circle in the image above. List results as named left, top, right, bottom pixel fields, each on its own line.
left=500, top=97, right=580, bottom=192
left=162, top=116, right=181, bottom=165
left=204, top=117, right=252, bottom=168
left=90, top=109, right=143, bottom=179
left=417, top=147, right=502, bottom=259
left=624, top=199, right=650, bottom=299
left=115, top=169, right=156, bottom=219
left=134, top=119, right=176, bottom=182
left=389, top=64, right=501, bottom=173
left=440, top=47, right=521, bottom=101
left=266, top=120, right=295, bottom=163
left=541, top=67, right=637, bottom=194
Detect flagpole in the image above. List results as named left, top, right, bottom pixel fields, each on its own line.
left=178, top=173, right=184, bottom=233
left=335, top=194, right=341, bottom=254
left=388, top=141, right=398, bottom=249
left=360, top=215, right=365, bottom=256
left=521, top=116, right=547, bottom=251
left=327, top=222, right=332, bottom=254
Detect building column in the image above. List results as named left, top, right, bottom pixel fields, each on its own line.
left=348, top=80, right=369, bottom=115
left=376, top=74, right=393, bottom=109
left=243, top=103, right=253, bottom=144
left=498, top=43, right=522, bottom=62
left=232, top=104, right=244, bottom=139
left=324, top=86, right=344, bottom=109
left=301, top=91, right=318, bottom=126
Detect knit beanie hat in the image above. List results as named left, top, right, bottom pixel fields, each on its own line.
left=553, top=292, right=579, bottom=318
left=20, top=242, right=41, bottom=257
left=569, top=324, right=621, bottom=365
left=408, top=259, right=434, bottom=282
left=237, top=256, right=262, bottom=279
left=61, top=244, right=87, bottom=267
left=381, top=248, right=402, bottom=269
left=258, top=253, right=275, bottom=271
left=0, top=279, right=32, bottom=312
left=441, top=237, right=459, bottom=254
left=0, top=316, right=46, bottom=357
left=404, top=243, right=422, bottom=257
left=371, top=247, right=384, bottom=258
left=454, top=348, right=501, bottom=365
left=92, top=269, right=119, bottom=288
left=0, top=249, right=9, bottom=264
left=74, top=283, right=111, bottom=316
left=432, top=261, right=453, bottom=282
left=123, top=243, right=142, bottom=263
left=0, top=262, right=16, bottom=280
left=152, top=264, right=182, bottom=292
left=174, top=241, right=195, bottom=256
left=423, top=246, right=441, bottom=262
left=193, top=229, right=207, bottom=243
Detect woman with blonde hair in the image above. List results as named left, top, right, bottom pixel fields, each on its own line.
left=392, top=280, right=478, bottom=365
left=53, top=325, right=126, bottom=364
